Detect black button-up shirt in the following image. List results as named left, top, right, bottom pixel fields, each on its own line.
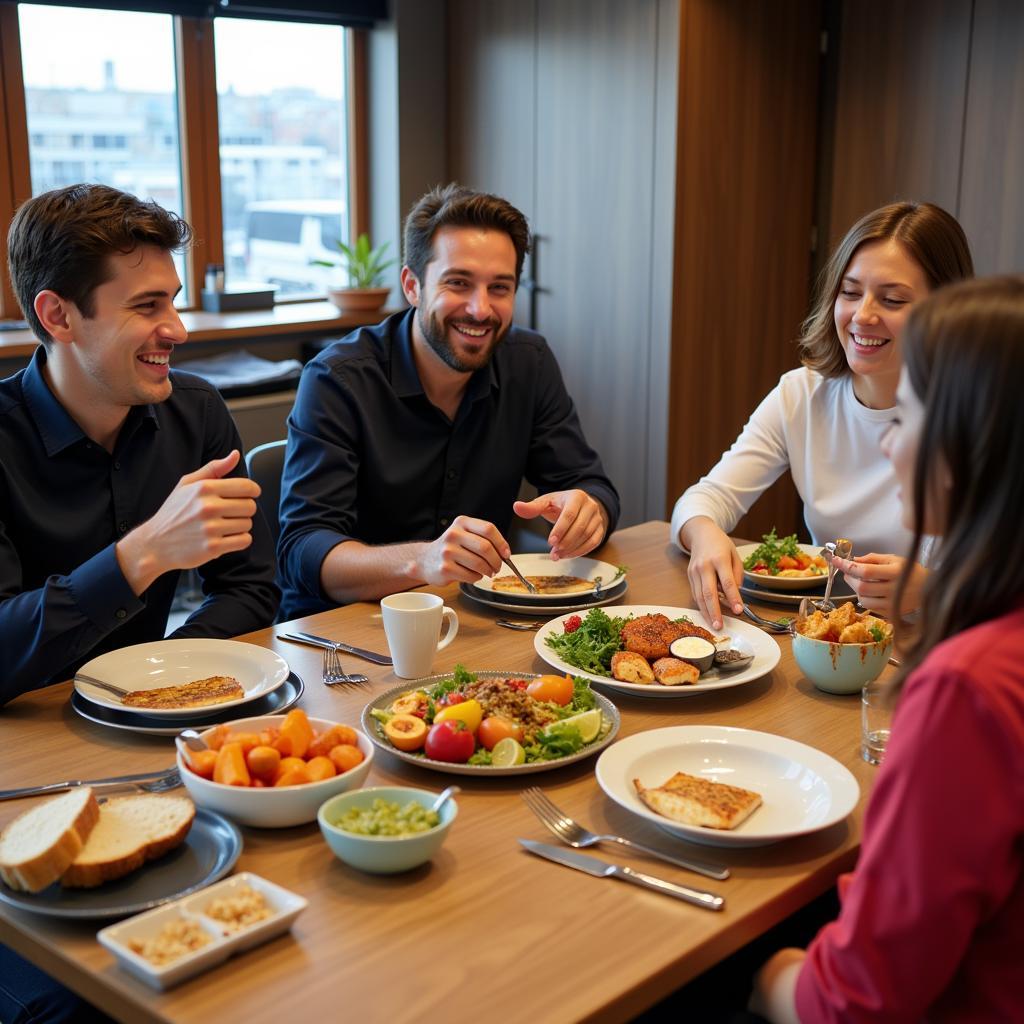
left=0, top=349, right=279, bottom=704
left=278, top=311, right=619, bottom=619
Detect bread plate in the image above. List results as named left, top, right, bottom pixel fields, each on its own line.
left=75, top=639, right=290, bottom=718
left=469, top=554, right=626, bottom=603
left=0, top=807, right=242, bottom=919
left=534, top=605, right=780, bottom=699
left=735, top=542, right=828, bottom=592
left=596, top=726, right=860, bottom=848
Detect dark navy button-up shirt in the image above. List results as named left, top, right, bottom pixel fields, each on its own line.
left=277, top=310, right=620, bottom=620
left=0, top=349, right=279, bottom=705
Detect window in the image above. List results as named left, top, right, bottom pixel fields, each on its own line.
left=214, top=18, right=348, bottom=296
left=0, top=3, right=371, bottom=318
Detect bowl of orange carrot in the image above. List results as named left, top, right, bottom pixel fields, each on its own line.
left=176, top=709, right=374, bottom=828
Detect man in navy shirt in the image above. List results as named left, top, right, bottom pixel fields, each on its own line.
left=0, top=184, right=279, bottom=707
left=278, top=184, right=619, bottom=618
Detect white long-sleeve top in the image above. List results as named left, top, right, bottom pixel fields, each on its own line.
left=671, top=367, right=916, bottom=558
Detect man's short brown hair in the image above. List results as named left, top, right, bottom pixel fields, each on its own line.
left=7, top=183, right=192, bottom=346
left=403, top=183, right=531, bottom=286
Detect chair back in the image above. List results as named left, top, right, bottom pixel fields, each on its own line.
left=245, top=439, right=287, bottom=545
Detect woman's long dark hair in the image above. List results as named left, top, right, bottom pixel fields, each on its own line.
left=893, top=275, right=1024, bottom=693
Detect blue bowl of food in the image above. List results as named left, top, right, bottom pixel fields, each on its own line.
left=792, top=604, right=894, bottom=695
left=318, top=786, right=457, bottom=873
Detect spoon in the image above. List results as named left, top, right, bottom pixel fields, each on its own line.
left=175, top=728, right=209, bottom=765
left=430, top=785, right=461, bottom=813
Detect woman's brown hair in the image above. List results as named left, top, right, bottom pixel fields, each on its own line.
left=892, top=275, right=1024, bottom=695
left=798, top=202, right=974, bottom=377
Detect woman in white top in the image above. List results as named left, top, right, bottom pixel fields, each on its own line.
left=673, top=201, right=974, bottom=629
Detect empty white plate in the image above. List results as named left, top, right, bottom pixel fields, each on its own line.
left=75, top=639, right=290, bottom=718
left=596, top=726, right=859, bottom=847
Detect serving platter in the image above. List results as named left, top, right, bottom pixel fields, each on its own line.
left=71, top=672, right=304, bottom=736
left=534, top=605, right=780, bottom=699
left=0, top=808, right=242, bottom=919
left=361, top=672, right=620, bottom=777
left=75, top=639, right=290, bottom=718
left=596, top=726, right=860, bottom=848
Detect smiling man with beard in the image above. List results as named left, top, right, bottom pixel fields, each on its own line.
left=278, top=183, right=618, bottom=615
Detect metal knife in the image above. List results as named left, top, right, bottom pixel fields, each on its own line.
left=278, top=631, right=392, bottom=666
left=0, top=768, right=176, bottom=802
left=519, top=839, right=725, bottom=911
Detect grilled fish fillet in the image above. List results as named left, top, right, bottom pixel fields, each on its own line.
left=490, top=574, right=594, bottom=595
left=121, top=676, right=245, bottom=709
left=633, top=771, right=762, bottom=830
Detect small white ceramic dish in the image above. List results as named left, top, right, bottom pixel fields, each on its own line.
left=75, top=639, right=290, bottom=718
left=97, top=872, right=307, bottom=990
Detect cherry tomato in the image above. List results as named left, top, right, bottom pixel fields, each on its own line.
left=424, top=720, right=475, bottom=763
left=433, top=698, right=483, bottom=733
left=526, top=674, right=574, bottom=706
left=477, top=715, right=525, bottom=751
left=436, top=692, right=466, bottom=708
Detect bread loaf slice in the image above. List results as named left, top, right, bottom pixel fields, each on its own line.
left=61, top=794, right=195, bottom=889
left=0, top=788, right=100, bottom=893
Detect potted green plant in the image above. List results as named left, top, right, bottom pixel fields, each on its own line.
left=313, top=233, right=396, bottom=314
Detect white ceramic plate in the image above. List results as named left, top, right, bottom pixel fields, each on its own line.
left=460, top=577, right=628, bottom=616
left=596, top=726, right=860, bottom=848
left=735, top=542, right=828, bottom=591
left=75, top=639, right=290, bottom=718
left=361, top=672, right=620, bottom=776
left=534, top=605, right=781, bottom=699
left=97, top=872, right=307, bottom=990
left=470, top=554, right=626, bottom=601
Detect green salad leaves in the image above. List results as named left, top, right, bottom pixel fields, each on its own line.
left=543, top=607, right=625, bottom=673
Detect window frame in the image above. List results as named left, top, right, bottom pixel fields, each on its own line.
left=0, top=6, right=368, bottom=318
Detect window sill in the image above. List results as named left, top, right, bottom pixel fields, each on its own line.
left=0, top=301, right=399, bottom=359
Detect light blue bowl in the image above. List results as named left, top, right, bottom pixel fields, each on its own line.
left=318, top=786, right=457, bottom=874
left=792, top=630, right=892, bottom=694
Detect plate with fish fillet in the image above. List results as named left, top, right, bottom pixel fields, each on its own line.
left=596, top=726, right=860, bottom=847
left=74, top=640, right=290, bottom=718
left=470, top=554, right=626, bottom=603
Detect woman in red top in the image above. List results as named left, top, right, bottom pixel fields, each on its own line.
left=751, top=275, right=1024, bottom=1023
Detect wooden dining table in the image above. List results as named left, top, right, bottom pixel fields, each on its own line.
left=0, top=521, right=886, bottom=1023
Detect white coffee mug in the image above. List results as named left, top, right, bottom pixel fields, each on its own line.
left=380, top=592, right=459, bottom=679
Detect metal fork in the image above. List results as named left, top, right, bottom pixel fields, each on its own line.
left=520, top=787, right=729, bottom=881
left=321, top=646, right=369, bottom=686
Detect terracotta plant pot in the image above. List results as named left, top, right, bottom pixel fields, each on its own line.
left=326, top=286, right=390, bottom=314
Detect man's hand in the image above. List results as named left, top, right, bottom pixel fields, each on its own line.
left=116, top=450, right=260, bottom=595
left=832, top=553, right=928, bottom=623
left=513, top=490, right=608, bottom=560
left=679, top=516, right=745, bottom=631
left=409, top=515, right=509, bottom=585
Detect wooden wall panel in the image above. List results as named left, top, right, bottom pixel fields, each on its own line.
left=958, top=0, right=1024, bottom=274
left=827, top=0, right=971, bottom=248
left=668, top=0, right=820, bottom=542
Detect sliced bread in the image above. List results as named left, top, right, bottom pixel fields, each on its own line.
left=61, top=794, right=195, bottom=889
left=0, top=787, right=100, bottom=893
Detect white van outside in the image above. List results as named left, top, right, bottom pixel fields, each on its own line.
left=242, top=199, right=347, bottom=295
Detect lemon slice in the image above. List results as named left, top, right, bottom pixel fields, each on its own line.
left=491, top=737, right=526, bottom=767
left=555, top=708, right=604, bottom=743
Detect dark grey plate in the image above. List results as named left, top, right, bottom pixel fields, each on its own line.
left=740, top=577, right=855, bottom=607
left=460, top=578, right=628, bottom=615
left=361, top=671, right=620, bottom=776
left=0, top=808, right=242, bottom=919
left=70, top=672, right=304, bottom=735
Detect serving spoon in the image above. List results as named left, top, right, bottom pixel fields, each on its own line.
left=430, top=785, right=461, bottom=813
